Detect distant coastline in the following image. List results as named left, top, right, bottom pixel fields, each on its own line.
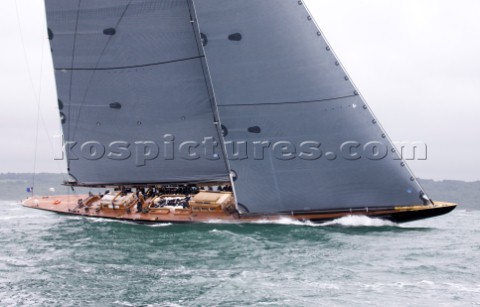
left=1, top=173, right=478, bottom=209
left=0, top=173, right=101, bottom=202
left=418, top=179, right=479, bottom=210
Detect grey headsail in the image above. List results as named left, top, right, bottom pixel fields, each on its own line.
left=192, top=0, right=427, bottom=213
left=45, top=0, right=229, bottom=185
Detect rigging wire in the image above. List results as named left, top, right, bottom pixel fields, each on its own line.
left=66, top=0, right=83, bottom=175
left=14, top=0, right=66, bottom=194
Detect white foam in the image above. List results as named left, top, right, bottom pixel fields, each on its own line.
left=51, top=213, right=395, bottom=228
left=0, top=201, right=23, bottom=207
left=64, top=216, right=86, bottom=221
left=249, top=217, right=321, bottom=227
left=320, top=215, right=396, bottom=227
left=0, top=214, right=50, bottom=221
left=202, top=217, right=324, bottom=227
left=248, top=215, right=397, bottom=227
left=203, top=215, right=397, bottom=227
left=82, top=217, right=138, bottom=225
left=444, top=282, right=480, bottom=293
left=145, top=223, right=173, bottom=228
left=202, top=219, right=234, bottom=224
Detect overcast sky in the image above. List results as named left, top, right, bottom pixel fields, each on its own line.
left=0, top=0, right=479, bottom=181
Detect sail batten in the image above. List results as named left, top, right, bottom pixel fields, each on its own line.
left=54, top=55, right=205, bottom=71
left=217, top=94, right=358, bottom=107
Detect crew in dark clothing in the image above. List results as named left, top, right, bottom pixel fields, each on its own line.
left=136, top=190, right=144, bottom=213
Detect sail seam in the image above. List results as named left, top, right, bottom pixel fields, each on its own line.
left=55, top=55, right=205, bottom=71
left=217, top=94, right=356, bottom=107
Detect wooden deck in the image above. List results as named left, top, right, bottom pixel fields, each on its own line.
left=21, top=192, right=457, bottom=224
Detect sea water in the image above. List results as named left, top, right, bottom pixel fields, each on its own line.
left=0, top=201, right=479, bottom=306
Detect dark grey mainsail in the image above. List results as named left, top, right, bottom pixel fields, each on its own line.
left=192, top=0, right=427, bottom=213
left=45, top=0, right=429, bottom=214
left=45, top=0, right=229, bottom=185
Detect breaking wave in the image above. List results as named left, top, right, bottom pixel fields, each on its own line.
left=249, top=215, right=397, bottom=227
left=320, top=215, right=397, bottom=227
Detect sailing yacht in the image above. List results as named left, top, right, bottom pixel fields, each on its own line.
left=23, top=0, right=456, bottom=224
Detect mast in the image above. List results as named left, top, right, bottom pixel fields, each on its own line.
left=187, top=0, right=239, bottom=207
